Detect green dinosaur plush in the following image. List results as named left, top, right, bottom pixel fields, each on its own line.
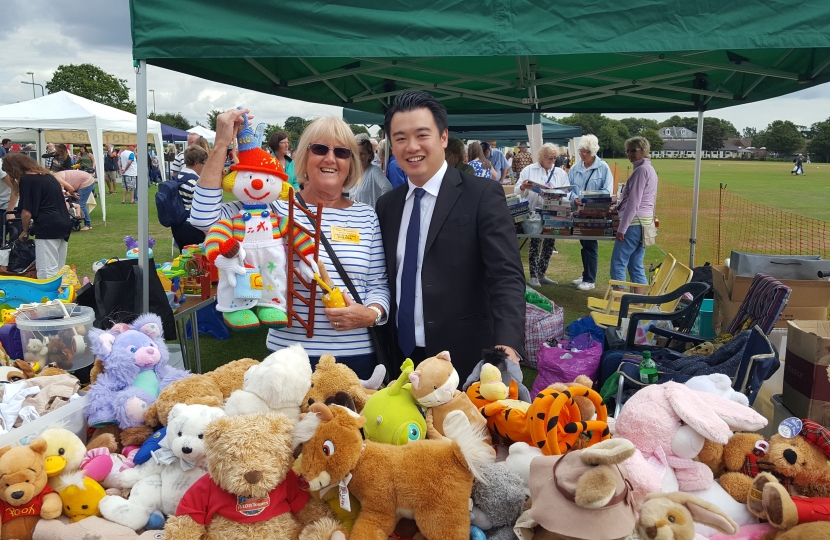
left=360, top=359, right=427, bottom=445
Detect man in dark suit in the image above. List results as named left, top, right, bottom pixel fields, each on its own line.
left=375, top=91, right=527, bottom=384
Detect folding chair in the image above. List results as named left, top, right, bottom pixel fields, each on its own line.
left=591, top=261, right=693, bottom=328
left=612, top=325, right=778, bottom=416
left=587, top=253, right=676, bottom=313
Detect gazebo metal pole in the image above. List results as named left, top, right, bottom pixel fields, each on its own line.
left=136, top=60, right=150, bottom=313
left=689, top=109, right=704, bottom=268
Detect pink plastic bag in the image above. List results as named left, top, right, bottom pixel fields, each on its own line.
left=531, top=338, right=603, bottom=395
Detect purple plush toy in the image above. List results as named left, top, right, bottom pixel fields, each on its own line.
left=85, top=314, right=188, bottom=429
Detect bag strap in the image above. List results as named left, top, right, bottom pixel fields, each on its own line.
left=295, top=193, right=364, bottom=305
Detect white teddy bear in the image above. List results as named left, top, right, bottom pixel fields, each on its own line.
left=98, top=403, right=225, bottom=530
left=24, top=338, right=48, bottom=363
left=685, top=373, right=750, bottom=407
left=223, top=343, right=312, bottom=421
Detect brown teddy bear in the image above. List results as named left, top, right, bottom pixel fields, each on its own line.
left=164, top=412, right=343, bottom=540
left=144, top=358, right=258, bottom=428
left=45, top=337, right=73, bottom=370
left=0, top=437, right=63, bottom=540
left=748, top=472, right=830, bottom=536
left=698, top=421, right=830, bottom=507
left=300, top=354, right=381, bottom=414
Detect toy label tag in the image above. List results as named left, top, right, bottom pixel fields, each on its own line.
left=330, top=226, right=360, bottom=244
left=237, top=494, right=270, bottom=516
left=338, top=473, right=353, bottom=512
left=779, top=417, right=803, bottom=439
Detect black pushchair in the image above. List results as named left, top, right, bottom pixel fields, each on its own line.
left=2, top=210, right=23, bottom=248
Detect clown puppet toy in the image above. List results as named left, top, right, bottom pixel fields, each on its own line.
left=204, top=116, right=318, bottom=330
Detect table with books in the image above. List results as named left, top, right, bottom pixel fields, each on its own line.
left=509, top=187, right=618, bottom=244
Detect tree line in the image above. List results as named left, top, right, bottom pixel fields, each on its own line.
left=43, top=63, right=830, bottom=161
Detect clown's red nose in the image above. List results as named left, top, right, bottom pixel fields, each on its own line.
left=251, top=179, right=264, bottom=190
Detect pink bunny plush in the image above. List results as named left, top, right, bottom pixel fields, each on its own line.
left=615, top=382, right=767, bottom=493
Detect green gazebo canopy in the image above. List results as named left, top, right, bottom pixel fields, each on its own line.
left=342, top=109, right=582, bottom=144
left=131, top=0, right=830, bottom=115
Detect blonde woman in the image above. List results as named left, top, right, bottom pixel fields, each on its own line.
left=516, top=143, right=570, bottom=286
left=190, top=110, right=389, bottom=379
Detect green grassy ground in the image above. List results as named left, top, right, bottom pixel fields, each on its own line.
left=607, top=158, right=830, bottom=221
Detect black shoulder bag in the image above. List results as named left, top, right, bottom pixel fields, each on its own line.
left=295, top=194, right=394, bottom=372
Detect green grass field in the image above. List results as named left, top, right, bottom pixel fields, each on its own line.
left=607, top=158, right=830, bottom=221
left=62, top=158, right=828, bottom=372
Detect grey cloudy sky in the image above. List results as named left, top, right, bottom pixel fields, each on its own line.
left=2, top=0, right=828, bottom=133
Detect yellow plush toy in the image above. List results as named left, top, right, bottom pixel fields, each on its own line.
left=58, top=472, right=106, bottom=522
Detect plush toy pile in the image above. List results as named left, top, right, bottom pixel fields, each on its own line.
left=8, top=316, right=830, bottom=540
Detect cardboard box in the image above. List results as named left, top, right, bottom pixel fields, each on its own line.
left=782, top=321, right=830, bottom=428
left=712, top=266, right=830, bottom=332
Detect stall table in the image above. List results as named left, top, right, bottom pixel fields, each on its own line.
left=174, top=294, right=217, bottom=374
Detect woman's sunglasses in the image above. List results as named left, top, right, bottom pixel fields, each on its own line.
left=308, top=143, right=352, bottom=159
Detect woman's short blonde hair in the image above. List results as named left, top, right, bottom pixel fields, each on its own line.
left=578, top=134, right=600, bottom=156
left=625, top=135, right=651, bottom=155
left=293, top=117, right=362, bottom=192
left=538, top=143, right=559, bottom=161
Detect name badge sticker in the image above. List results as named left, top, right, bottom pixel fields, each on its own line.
left=330, top=226, right=360, bottom=244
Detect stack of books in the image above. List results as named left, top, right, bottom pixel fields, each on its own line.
left=506, top=193, right=530, bottom=223
left=538, top=197, right=573, bottom=235
left=573, top=191, right=615, bottom=237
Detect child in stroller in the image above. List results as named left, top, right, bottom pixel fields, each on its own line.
left=63, top=192, right=83, bottom=232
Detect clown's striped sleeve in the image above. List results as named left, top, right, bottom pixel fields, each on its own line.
left=204, top=219, right=234, bottom=262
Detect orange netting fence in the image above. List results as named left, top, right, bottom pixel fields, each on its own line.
left=654, top=180, right=830, bottom=266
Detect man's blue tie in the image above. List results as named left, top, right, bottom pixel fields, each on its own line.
left=398, top=187, right=426, bottom=356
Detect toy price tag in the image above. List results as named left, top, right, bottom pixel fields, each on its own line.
left=778, top=417, right=803, bottom=439
left=330, top=226, right=360, bottom=244
left=338, top=473, right=353, bottom=512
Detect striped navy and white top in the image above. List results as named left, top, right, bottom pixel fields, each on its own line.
left=190, top=185, right=390, bottom=357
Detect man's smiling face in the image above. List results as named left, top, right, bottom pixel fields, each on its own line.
left=390, top=108, right=448, bottom=186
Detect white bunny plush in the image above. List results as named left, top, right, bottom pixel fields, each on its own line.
left=637, top=492, right=738, bottom=540
left=615, top=381, right=768, bottom=533
left=685, top=374, right=749, bottom=407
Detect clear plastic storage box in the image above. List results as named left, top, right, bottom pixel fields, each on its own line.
left=14, top=303, right=95, bottom=371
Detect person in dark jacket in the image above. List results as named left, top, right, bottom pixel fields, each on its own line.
left=103, top=146, right=120, bottom=195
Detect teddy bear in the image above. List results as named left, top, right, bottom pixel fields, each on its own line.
left=98, top=403, right=225, bottom=531
left=637, top=492, right=739, bottom=540
left=143, top=358, right=258, bottom=429
left=204, top=113, right=318, bottom=331
left=747, top=472, right=830, bottom=535
left=463, top=348, right=531, bottom=403
left=24, top=338, right=48, bottom=365
left=408, top=351, right=490, bottom=442
left=470, top=463, right=527, bottom=540
left=699, top=420, right=830, bottom=509
left=164, top=412, right=343, bottom=540
left=85, top=314, right=189, bottom=432
left=360, top=359, right=427, bottom=445
left=224, top=344, right=312, bottom=422
left=45, top=337, right=73, bottom=370
left=300, top=354, right=385, bottom=414
left=0, top=437, right=63, bottom=540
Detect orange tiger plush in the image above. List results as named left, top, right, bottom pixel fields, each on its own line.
left=468, top=384, right=610, bottom=455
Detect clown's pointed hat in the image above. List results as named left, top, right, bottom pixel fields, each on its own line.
left=230, top=113, right=288, bottom=181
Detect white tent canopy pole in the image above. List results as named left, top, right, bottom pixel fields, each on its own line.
left=526, top=123, right=543, bottom=160
left=137, top=60, right=150, bottom=313
left=689, top=109, right=704, bottom=268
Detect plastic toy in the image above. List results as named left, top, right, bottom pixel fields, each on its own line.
left=360, top=359, right=427, bottom=445
left=0, top=275, right=72, bottom=308
left=124, top=236, right=155, bottom=259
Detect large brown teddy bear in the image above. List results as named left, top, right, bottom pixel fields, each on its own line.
left=164, top=412, right=342, bottom=540
left=698, top=424, right=830, bottom=507
left=300, top=354, right=382, bottom=414
left=144, top=358, right=259, bottom=428
left=0, top=438, right=63, bottom=540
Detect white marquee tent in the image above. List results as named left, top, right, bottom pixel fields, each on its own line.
left=187, top=125, right=215, bottom=144
left=0, top=91, right=165, bottom=224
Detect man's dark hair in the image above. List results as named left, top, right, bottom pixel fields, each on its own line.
left=480, top=141, right=491, bottom=154
left=384, top=91, right=448, bottom=137
left=1, top=139, right=10, bottom=146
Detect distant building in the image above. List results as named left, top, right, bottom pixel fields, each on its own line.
left=658, top=126, right=697, bottom=140
left=651, top=138, right=755, bottom=159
